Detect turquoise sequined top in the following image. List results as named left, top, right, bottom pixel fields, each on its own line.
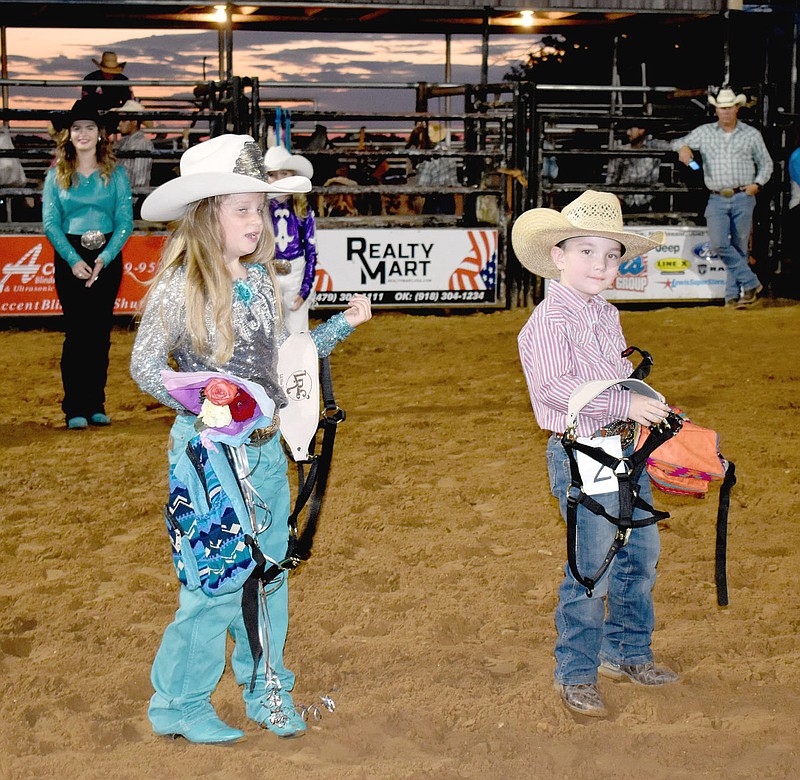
left=42, top=166, right=133, bottom=268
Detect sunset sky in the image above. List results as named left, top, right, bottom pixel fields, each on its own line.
left=3, top=26, right=544, bottom=115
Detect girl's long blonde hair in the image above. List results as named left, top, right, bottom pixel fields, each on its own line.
left=145, top=194, right=281, bottom=365
left=50, top=125, right=118, bottom=190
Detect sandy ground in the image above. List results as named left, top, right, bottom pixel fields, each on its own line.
left=1, top=299, right=799, bottom=780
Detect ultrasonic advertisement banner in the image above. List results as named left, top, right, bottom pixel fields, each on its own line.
left=0, top=234, right=166, bottom=317
left=602, top=225, right=727, bottom=302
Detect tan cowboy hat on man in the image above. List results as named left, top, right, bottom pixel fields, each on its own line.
left=93, top=51, right=126, bottom=74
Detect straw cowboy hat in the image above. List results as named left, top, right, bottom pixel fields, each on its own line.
left=51, top=99, right=109, bottom=133
left=93, top=51, right=126, bottom=74
left=428, top=122, right=447, bottom=145
left=263, top=145, right=314, bottom=179
left=141, top=135, right=312, bottom=222
left=511, top=190, right=665, bottom=279
left=111, top=99, right=153, bottom=127
left=708, top=88, right=747, bottom=108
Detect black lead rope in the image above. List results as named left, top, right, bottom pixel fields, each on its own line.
left=239, top=354, right=345, bottom=690
left=715, top=462, right=736, bottom=607
left=562, top=412, right=682, bottom=597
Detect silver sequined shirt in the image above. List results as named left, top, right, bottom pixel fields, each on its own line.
left=130, top=262, right=353, bottom=412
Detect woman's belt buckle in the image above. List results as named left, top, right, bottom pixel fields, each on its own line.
left=80, top=230, right=106, bottom=250
left=274, top=259, right=292, bottom=276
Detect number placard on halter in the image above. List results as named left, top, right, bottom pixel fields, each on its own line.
left=575, top=435, right=626, bottom=496
left=277, top=332, right=320, bottom=462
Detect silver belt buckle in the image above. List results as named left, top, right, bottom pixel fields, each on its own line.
left=80, top=230, right=106, bottom=250
left=718, top=188, right=735, bottom=198
left=274, top=259, right=291, bottom=275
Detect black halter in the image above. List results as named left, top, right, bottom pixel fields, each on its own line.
left=560, top=412, right=682, bottom=597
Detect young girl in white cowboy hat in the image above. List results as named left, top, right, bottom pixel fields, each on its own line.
left=130, top=134, right=372, bottom=744
left=514, top=190, right=678, bottom=718
left=263, top=144, right=318, bottom=334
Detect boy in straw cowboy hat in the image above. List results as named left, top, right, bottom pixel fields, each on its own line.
left=514, top=190, right=679, bottom=718
left=81, top=51, right=133, bottom=111
left=263, top=144, right=318, bottom=333
left=131, top=134, right=372, bottom=743
left=671, top=86, right=773, bottom=309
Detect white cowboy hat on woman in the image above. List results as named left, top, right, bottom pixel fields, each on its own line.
left=93, top=51, right=126, bottom=74
left=708, top=88, right=747, bottom=108
left=511, top=190, right=665, bottom=279
left=141, top=135, right=312, bottom=222
left=263, top=145, right=314, bottom=179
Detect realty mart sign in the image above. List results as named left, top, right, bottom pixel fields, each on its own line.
left=313, top=228, right=499, bottom=307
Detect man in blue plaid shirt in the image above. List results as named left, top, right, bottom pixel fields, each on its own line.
left=672, top=87, right=773, bottom=308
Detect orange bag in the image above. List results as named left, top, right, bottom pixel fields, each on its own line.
left=636, top=408, right=728, bottom=497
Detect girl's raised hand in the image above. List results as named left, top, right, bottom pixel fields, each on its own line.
left=343, top=293, right=372, bottom=328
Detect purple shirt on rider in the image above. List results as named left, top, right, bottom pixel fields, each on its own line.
left=268, top=199, right=317, bottom=300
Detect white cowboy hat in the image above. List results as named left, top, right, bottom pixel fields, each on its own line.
left=511, top=190, right=665, bottom=279
left=263, top=145, right=314, bottom=179
left=708, top=88, right=747, bottom=108
left=141, top=135, right=311, bottom=222
left=93, top=51, right=126, bottom=74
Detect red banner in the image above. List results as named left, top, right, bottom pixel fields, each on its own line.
left=0, top=233, right=166, bottom=316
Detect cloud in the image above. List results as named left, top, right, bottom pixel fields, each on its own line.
left=3, top=28, right=543, bottom=112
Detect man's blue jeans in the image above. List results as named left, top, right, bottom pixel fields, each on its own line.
left=546, top=434, right=661, bottom=686
left=704, top=192, right=761, bottom=302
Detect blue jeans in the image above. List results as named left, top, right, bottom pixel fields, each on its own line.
left=704, top=192, right=761, bottom=301
left=546, top=434, right=661, bottom=685
left=149, top=416, right=293, bottom=729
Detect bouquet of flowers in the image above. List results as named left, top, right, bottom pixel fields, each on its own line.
left=161, top=369, right=275, bottom=448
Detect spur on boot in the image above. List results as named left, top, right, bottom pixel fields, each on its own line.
left=150, top=702, right=245, bottom=744
left=246, top=688, right=306, bottom=739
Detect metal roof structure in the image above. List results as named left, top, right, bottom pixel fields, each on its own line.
left=1, top=0, right=727, bottom=35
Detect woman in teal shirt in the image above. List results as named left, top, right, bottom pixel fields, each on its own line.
left=43, top=99, right=133, bottom=429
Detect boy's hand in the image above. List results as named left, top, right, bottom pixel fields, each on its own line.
left=627, top=392, right=671, bottom=427
left=343, top=293, right=372, bottom=327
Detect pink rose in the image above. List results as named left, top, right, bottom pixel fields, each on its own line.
left=203, top=377, right=239, bottom=406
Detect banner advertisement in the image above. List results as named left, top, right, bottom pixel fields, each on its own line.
left=603, top=225, right=726, bottom=302
left=0, top=225, right=723, bottom=316
left=313, top=228, right=499, bottom=307
left=0, top=234, right=166, bottom=317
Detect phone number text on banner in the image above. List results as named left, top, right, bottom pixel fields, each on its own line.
left=313, top=228, right=499, bottom=307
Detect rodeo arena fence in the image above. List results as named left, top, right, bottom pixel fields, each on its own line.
left=0, top=74, right=796, bottom=318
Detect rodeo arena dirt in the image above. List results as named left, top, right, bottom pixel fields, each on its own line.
left=1, top=297, right=799, bottom=779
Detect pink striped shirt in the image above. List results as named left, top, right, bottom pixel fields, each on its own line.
left=518, top=281, right=633, bottom=436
